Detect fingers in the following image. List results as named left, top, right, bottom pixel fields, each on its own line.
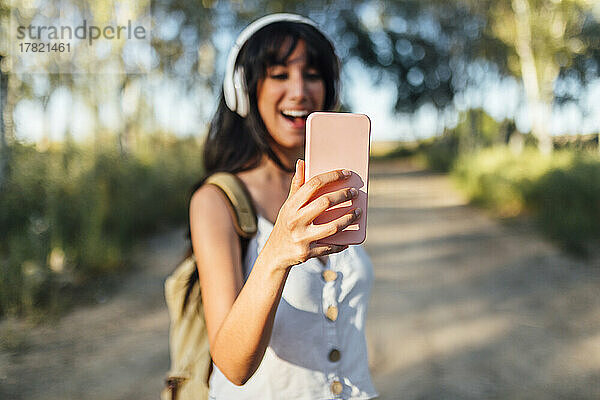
left=298, top=187, right=358, bottom=224
left=308, top=207, right=362, bottom=242
left=308, top=243, right=349, bottom=258
left=288, top=159, right=305, bottom=199
left=290, top=169, right=351, bottom=209
left=275, top=165, right=358, bottom=267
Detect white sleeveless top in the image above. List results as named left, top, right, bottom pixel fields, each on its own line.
left=209, top=215, right=378, bottom=399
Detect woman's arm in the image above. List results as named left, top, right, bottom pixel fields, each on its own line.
left=190, top=160, right=360, bottom=385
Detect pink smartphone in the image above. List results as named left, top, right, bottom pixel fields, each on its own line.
left=305, top=112, right=371, bottom=245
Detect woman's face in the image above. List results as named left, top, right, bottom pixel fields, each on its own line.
left=256, top=40, right=326, bottom=152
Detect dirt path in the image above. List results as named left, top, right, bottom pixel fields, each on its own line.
left=0, top=229, right=185, bottom=400
left=365, top=161, right=600, bottom=399
left=1, top=160, right=599, bottom=399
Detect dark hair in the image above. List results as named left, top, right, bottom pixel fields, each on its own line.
left=204, top=21, right=340, bottom=176
left=181, top=21, right=340, bottom=314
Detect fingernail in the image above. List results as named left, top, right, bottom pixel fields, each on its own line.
left=342, top=169, right=351, bottom=177
left=350, top=188, right=358, bottom=198
left=354, top=207, right=362, bottom=217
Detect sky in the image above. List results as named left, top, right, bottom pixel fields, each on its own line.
left=14, top=61, right=600, bottom=144
left=10, top=2, right=600, bottom=144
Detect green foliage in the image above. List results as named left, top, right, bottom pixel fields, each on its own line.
left=526, top=155, right=600, bottom=253
left=452, top=146, right=600, bottom=253
left=420, top=135, right=460, bottom=172
left=370, top=134, right=460, bottom=172
left=0, top=137, right=204, bottom=317
left=413, top=109, right=511, bottom=172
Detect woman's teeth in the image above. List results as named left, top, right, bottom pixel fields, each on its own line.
left=281, top=110, right=309, bottom=118
left=280, top=110, right=308, bottom=127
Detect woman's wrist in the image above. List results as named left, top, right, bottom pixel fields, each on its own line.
left=257, top=241, right=293, bottom=274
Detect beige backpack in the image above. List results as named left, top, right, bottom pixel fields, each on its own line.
left=162, top=172, right=257, bottom=400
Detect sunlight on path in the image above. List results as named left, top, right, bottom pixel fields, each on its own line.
left=2, top=160, right=599, bottom=400
left=364, top=160, right=600, bottom=399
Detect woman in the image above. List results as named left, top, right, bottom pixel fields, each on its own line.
left=189, top=14, right=378, bottom=399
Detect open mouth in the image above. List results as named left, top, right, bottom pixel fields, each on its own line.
left=280, top=109, right=310, bottom=126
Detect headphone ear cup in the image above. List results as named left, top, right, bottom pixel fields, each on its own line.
left=233, top=67, right=249, bottom=117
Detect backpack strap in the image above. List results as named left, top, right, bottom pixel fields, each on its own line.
left=205, top=172, right=257, bottom=239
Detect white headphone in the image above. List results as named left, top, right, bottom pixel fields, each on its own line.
left=223, top=13, right=331, bottom=118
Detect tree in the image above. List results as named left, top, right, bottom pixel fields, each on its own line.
left=2, top=0, right=598, bottom=152
left=0, top=54, right=8, bottom=187
left=332, top=0, right=600, bottom=152
left=486, top=0, right=599, bottom=152
left=1, top=0, right=13, bottom=187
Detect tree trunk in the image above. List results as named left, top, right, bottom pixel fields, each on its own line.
left=511, top=0, right=553, bottom=154
left=0, top=55, right=8, bottom=187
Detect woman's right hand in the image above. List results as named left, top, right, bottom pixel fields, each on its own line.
left=262, top=159, right=361, bottom=270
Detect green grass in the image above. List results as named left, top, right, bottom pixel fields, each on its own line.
left=0, top=136, right=204, bottom=317
left=452, top=146, right=600, bottom=254
left=370, top=123, right=600, bottom=255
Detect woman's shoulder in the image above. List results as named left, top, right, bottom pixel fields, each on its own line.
left=190, top=181, right=228, bottom=211
left=189, top=182, right=237, bottom=239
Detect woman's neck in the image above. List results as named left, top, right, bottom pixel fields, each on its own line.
left=269, top=140, right=303, bottom=172
left=235, top=155, right=294, bottom=224
left=256, top=155, right=294, bottom=189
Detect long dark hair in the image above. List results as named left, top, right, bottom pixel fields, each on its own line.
left=181, top=20, right=340, bottom=314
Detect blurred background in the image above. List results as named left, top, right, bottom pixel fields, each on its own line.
left=1, top=0, right=600, bottom=399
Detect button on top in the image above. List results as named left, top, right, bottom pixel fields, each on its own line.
left=325, top=305, right=338, bottom=321
left=322, top=269, right=338, bottom=282
left=331, top=380, right=343, bottom=395
left=328, top=348, right=341, bottom=362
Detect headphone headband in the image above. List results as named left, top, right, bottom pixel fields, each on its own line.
left=223, top=14, right=329, bottom=117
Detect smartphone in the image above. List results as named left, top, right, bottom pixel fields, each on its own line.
left=305, top=112, right=371, bottom=245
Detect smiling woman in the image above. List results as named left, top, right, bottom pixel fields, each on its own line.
left=201, top=16, right=340, bottom=175
left=177, top=13, right=378, bottom=400
left=257, top=40, right=326, bottom=158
